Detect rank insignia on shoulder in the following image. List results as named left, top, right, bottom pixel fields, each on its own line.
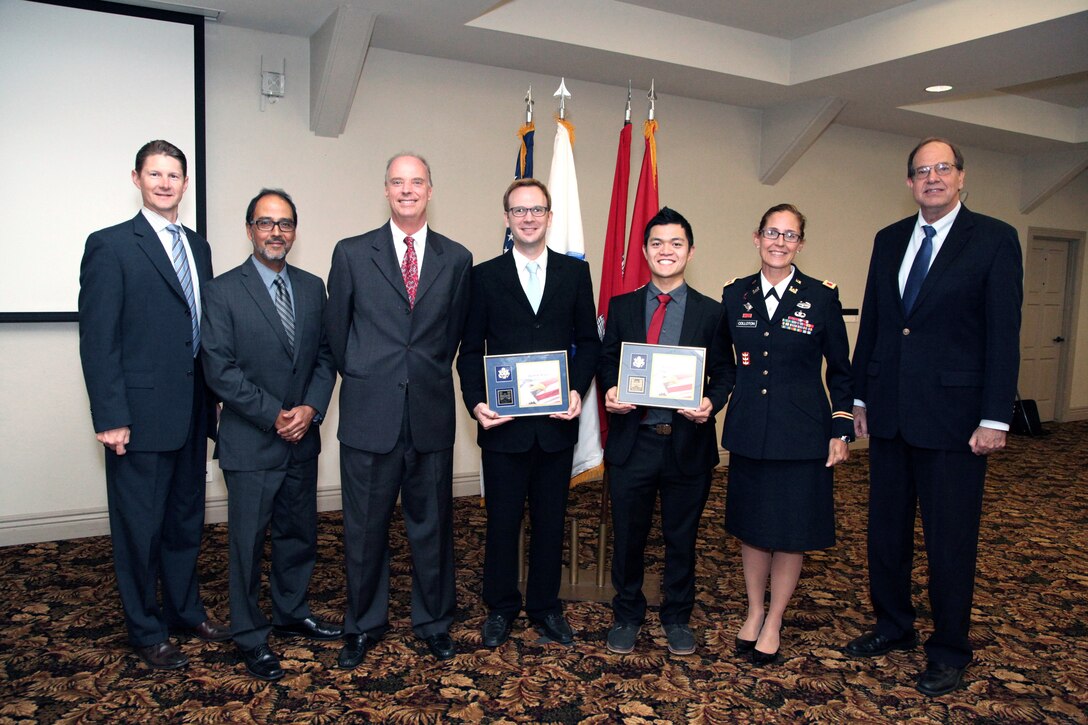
left=724, top=278, right=737, bottom=287
left=822, top=279, right=837, bottom=289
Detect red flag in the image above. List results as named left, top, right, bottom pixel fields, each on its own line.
left=597, top=121, right=632, bottom=336
left=596, top=121, right=633, bottom=446
left=622, top=119, right=659, bottom=293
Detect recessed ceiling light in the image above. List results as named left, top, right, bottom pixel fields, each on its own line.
left=925, top=85, right=953, bottom=93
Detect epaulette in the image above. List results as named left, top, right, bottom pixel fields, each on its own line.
left=822, top=279, right=837, bottom=289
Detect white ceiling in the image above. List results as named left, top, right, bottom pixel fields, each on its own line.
left=120, top=0, right=1088, bottom=156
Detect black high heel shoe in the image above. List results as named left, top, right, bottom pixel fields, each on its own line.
left=734, top=637, right=756, bottom=655
left=751, top=646, right=780, bottom=665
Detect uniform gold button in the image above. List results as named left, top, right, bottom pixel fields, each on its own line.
left=763, top=351, right=768, bottom=357
left=763, top=331, right=770, bottom=337
left=902, top=328, right=911, bottom=336
left=762, top=370, right=768, bottom=376
left=760, top=389, right=767, bottom=395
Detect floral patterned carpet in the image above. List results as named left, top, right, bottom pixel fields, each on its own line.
left=1, top=421, right=1086, bottom=723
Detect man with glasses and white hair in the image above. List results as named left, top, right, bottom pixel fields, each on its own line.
left=201, top=188, right=340, bottom=681
left=846, top=137, right=1023, bottom=696
left=457, top=178, right=600, bottom=648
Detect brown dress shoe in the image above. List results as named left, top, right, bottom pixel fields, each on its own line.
left=174, top=619, right=232, bottom=642
left=134, top=641, right=189, bottom=670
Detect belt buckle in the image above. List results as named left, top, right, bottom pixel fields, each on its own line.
left=652, top=423, right=673, bottom=436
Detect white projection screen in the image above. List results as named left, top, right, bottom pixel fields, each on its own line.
left=0, top=0, right=204, bottom=321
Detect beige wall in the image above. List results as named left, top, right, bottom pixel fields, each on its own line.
left=2, top=24, right=1086, bottom=544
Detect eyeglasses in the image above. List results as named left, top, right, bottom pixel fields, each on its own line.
left=507, top=206, right=549, bottom=218
left=760, top=228, right=802, bottom=243
left=250, top=218, right=296, bottom=232
left=910, top=162, right=959, bottom=180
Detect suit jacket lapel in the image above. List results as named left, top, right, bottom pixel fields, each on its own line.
left=371, top=223, right=411, bottom=305
left=910, top=207, right=974, bottom=315
left=498, top=251, right=536, bottom=316
left=628, top=287, right=650, bottom=342
left=415, top=231, right=445, bottom=305
left=133, top=213, right=187, bottom=303
left=240, top=262, right=294, bottom=358
left=538, top=250, right=566, bottom=314
left=747, top=276, right=772, bottom=323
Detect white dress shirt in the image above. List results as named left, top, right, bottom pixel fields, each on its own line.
left=142, top=207, right=201, bottom=320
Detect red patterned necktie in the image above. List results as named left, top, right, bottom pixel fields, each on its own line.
left=402, top=235, right=419, bottom=307
left=646, top=293, right=672, bottom=344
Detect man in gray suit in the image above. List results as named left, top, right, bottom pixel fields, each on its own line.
left=201, top=189, right=340, bottom=681
left=325, top=154, right=472, bottom=667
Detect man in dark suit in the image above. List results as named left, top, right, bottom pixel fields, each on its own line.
left=597, top=207, right=729, bottom=656
left=200, top=189, right=340, bottom=681
left=78, top=140, right=229, bottom=670
left=846, top=138, right=1023, bottom=696
left=325, top=154, right=472, bottom=667
left=457, top=178, right=601, bottom=647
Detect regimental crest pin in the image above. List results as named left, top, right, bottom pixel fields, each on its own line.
left=743, top=302, right=753, bottom=311
left=740, top=351, right=751, bottom=366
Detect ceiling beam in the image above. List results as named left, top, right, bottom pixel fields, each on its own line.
left=309, top=2, right=374, bottom=138
left=759, top=96, right=845, bottom=185
left=1019, top=149, right=1088, bottom=214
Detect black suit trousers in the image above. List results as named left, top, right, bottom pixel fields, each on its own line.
left=609, top=428, right=712, bottom=626
left=867, top=434, right=986, bottom=668
left=340, top=401, right=455, bottom=639
left=104, top=361, right=210, bottom=647
left=482, top=444, right=574, bottom=621
left=224, top=456, right=318, bottom=649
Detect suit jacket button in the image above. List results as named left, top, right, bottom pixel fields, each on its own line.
left=902, top=328, right=911, bottom=336
left=186, top=370, right=193, bottom=376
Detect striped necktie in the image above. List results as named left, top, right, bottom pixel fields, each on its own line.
left=166, top=224, right=199, bottom=354
left=273, top=274, right=295, bottom=353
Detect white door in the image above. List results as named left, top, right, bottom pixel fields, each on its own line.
left=1019, top=239, right=1069, bottom=421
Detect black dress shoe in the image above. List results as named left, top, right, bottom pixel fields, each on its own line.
left=173, top=619, right=232, bottom=642
left=273, top=617, right=343, bottom=641
left=916, top=661, right=965, bottom=696
left=239, top=643, right=285, bottom=681
left=734, top=637, right=756, bottom=655
left=424, top=632, right=456, bottom=660
left=751, top=647, right=780, bottom=666
left=338, top=634, right=378, bottom=670
left=481, top=613, right=514, bottom=648
left=134, top=641, right=189, bottom=670
left=844, top=630, right=918, bottom=657
left=535, top=612, right=574, bottom=645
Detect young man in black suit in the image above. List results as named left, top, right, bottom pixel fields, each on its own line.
left=597, top=207, right=729, bottom=655
left=457, top=178, right=601, bottom=647
left=79, top=140, right=228, bottom=670
left=846, top=138, right=1023, bottom=696
left=201, top=189, right=340, bottom=681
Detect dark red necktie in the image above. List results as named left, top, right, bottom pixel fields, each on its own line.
left=402, top=235, right=419, bottom=307
left=646, top=293, right=671, bottom=344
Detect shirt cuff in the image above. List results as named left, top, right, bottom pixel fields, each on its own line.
left=853, top=399, right=866, bottom=408
left=979, top=419, right=1009, bottom=431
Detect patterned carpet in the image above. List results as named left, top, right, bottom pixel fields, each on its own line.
left=1, top=421, right=1086, bottom=723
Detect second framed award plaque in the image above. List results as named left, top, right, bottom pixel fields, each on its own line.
left=616, top=342, right=705, bottom=409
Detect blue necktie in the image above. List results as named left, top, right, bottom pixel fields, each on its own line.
left=167, top=224, right=200, bottom=354
left=526, top=261, right=542, bottom=313
left=902, top=225, right=936, bottom=315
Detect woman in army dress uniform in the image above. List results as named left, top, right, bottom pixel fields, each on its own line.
left=716, top=203, right=854, bottom=664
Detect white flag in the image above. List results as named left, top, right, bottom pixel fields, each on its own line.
left=547, top=118, right=604, bottom=480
